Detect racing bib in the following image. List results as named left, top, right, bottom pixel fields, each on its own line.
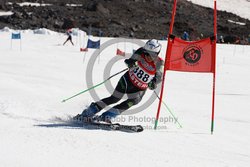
left=128, top=56, right=156, bottom=90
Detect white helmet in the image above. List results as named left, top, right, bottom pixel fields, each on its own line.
left=144, top=39, right=162, bottom=54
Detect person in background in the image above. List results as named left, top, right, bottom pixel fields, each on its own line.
left=182, top=31, right=190, bottom=41
left=63, top=28, right=74, bottom=46
left=219, top=35, right=224, bottom=43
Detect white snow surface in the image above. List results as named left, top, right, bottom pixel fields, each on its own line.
left=0, top=11, right=13, bottom=16
left=7, top=2, right=52, bottom=7
left=187, top=0, right=250, bottom=20
left=0, top=28, right=250, bottom=167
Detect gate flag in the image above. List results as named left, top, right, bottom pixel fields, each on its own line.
left=116, top=48, right=125, bottom=56
left=166, top=35, right=216, bottom=73
left=11, top=32, right=22, bottom=50
left=11, top=33, right=21, bottom=39
left=154, top=0, right=217, bottom=134
left=87, top=39, right=100, bottom=49
left=80, top=39, right=100, bottom=51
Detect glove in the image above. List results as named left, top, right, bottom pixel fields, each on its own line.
left=148, top=78, right=157, bottom=90
left=124, top=59, right=136, bottom=68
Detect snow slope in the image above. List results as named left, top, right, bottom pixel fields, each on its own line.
left=188, top=0, right=250, bottom=19
left=0, top=24, right=250, bottom=167
left=0, top=28, right=250, bottom=167
left=1, top=1, right=250, bottom=166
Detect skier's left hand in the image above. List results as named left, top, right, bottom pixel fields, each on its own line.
left=148, top=78, right=157, bottom=90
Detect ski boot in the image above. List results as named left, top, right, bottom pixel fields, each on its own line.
left=73, top=103, right=100, bottom=122
left=93, top=108, right=120, bottom=124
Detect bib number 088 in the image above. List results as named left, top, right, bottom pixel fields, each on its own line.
left=133, top=67, right=150, bottom=83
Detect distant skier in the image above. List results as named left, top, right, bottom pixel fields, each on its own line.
left=63, top=28, right=74, bottom=46
left=74, top=39, right=164, bottom=123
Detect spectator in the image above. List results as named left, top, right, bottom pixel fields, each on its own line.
left=181, top=31, right=190, bottom=41
left=219, top=35, right=224, bottom=43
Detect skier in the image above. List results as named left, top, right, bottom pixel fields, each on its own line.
left=63, top=28, right=74, bottom=46
left=74, top=39, right=164, bottom=123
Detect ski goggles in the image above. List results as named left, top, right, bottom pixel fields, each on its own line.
left=145, top=51, right=158, bottom=60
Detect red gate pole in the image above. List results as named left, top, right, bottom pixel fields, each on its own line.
left=211, top=0, right=217, bottom=134
left=154, top=0, right=178, bottom=129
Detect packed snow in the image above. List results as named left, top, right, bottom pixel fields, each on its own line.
left=0, top=27, right=250, bottom=167
left=0, top=0, right=250, bottom=166
left=188, top=0, right=250, bottom=19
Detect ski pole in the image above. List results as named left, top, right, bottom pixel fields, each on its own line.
left=153, top=91, right=182, bottom=128
left=62, top=68, right=129, bottom=103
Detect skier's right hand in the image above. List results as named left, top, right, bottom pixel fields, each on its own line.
left=124, top=59, right=137, bottom=68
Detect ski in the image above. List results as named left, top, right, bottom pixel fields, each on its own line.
left=72, top=115, right=143, bottom=132
left=113, top=123, right=144, bottom=133
left=81, top=121, right=144, bottom=133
